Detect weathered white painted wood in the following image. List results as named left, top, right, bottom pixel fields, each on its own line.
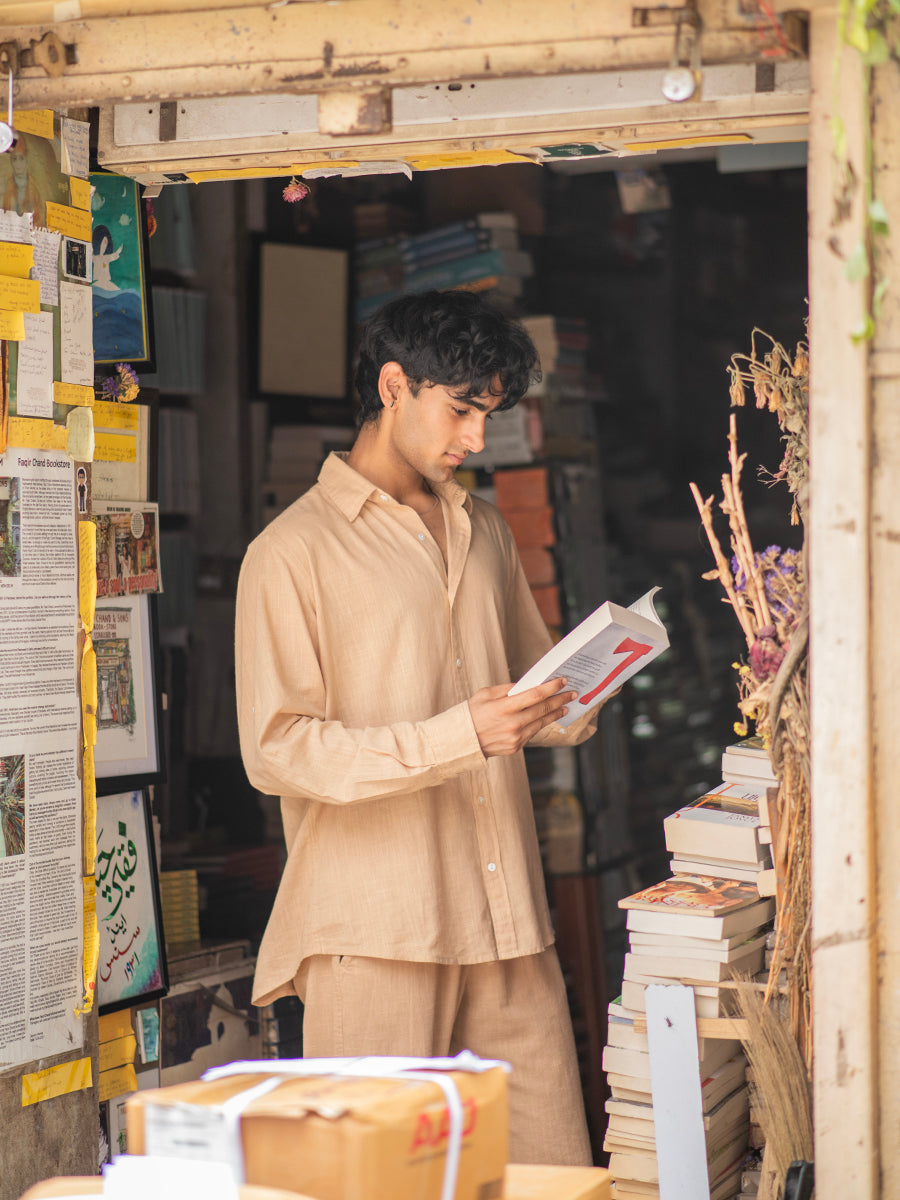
left=646, top=985, right=710, bottom=1200
left=808, top=5, right=877, bottom=1197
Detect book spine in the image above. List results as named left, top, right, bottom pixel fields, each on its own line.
left=398, top=219, right=477, bottom=254
left=401, top=231, right=492, bottom=269
left=403, top=249, right=532, bottom=293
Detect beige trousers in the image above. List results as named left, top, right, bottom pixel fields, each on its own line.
left=293, top=947, right=592, bottom=1167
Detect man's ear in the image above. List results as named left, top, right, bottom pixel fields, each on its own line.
left=378, top=361, right=406, bottom=411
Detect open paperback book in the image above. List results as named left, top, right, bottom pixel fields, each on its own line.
left=510, top=586, right=669, bottom=727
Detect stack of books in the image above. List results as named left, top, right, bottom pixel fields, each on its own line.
left=159, top=868, right=200, bottom=947
left=603, top=875, right=775, bottom=1200
left=261, top=423, right=355, bottom=525
left=663, top=781, right=773, bottom=887
left=353, top=212, right=533, bottom=322
left=721, top=738, right=778, bottom=898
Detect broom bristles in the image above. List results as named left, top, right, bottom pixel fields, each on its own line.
left=734, top=978, right=813, bottom=1199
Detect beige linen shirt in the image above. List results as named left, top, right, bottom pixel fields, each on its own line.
left=236, top=451, right=598, bottom=1005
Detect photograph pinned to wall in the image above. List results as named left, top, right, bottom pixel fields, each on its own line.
left=95, top=593, right=162, bottom=792
left=90, top=170, right=155, bottom=367
left=0, top=753, right=25, bottom=857
left=96, top=788, right=168, bottom=1012
left=0, top=125, right=68, bottom=228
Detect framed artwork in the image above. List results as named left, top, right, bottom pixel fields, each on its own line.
left=89, top=170, right=155, bottom=368
left=95, top=593, right=163, bottom=794
left=251, top=238, right=353, bottom=423
left=96, top=788, right=168, bottom=1013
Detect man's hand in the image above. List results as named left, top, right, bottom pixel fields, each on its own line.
left=468, top=677, right=576, bottom=757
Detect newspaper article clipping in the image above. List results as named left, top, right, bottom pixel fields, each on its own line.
left=0, top=448, right=83, bottom=1068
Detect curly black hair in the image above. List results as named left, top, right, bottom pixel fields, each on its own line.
left=354, top=290, right=541, bottom=427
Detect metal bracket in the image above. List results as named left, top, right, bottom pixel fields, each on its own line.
left=0, top=33, right=76, bottom=79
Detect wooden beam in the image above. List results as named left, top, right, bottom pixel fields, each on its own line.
left=2, top=0, right=805, bottom=109
left=870, top=42, right=900, bottom=1199
left=807, top=5, right=877, bottom=1197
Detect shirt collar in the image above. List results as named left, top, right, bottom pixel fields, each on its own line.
left=319, top=451, right=473, bottom=521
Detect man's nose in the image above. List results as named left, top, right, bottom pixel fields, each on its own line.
left=461, top=417, right=486, bottom=454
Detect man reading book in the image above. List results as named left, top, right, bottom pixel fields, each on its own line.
left=235, top=289, right=610, bottom=1165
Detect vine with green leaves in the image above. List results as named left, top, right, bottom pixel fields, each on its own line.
left=836, top=0, right=897, bottom=341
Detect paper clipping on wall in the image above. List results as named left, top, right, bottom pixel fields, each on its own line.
left=0, top=447, right=83, bottom=1068
left=92, top=501, right=162, bottom=597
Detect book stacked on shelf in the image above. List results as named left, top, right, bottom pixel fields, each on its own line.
left=260, top=424, right=355, bottom=526
left=603, top=876, right=775, bottom=1200
left=663, top=781, right=772, bottom=886
left=353, top=212, right=533, bottom=322
left=721, top=738, right=778, bottom=899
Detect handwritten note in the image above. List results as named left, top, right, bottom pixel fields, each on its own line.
left=6, top=417, right=67, bottom=450
left=61, top=117, right=91, bottom=179
left=67, top=406, right=95, bottom=461
left=59, top=280, right=94, bottom=385
left=0, top=310, right=25, bottom=340
left=0, top=210, right=33, bottom=244
left=0, top=108, right=54, bottom=139
left=70, top=177, right=91, bottom=210
left=32, top=228, right=61, bottom=307
left=45, top=201, right=92, bottom=242
left=94, top=401, right=139, bottom=431
left=55, top=381, right=95, bottom=408
left=94, top=432, right=136, bottom=463
left=0, top=274, right=40, bottom=313
left=15, top=311, right=54, bottom=418
left=0, top=241, right=34, bottom=278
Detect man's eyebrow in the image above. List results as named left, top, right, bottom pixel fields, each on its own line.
left=450, top=394, right=498, bottom=413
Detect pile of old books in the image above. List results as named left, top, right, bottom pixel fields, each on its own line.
left=605, top=753, right=778, bottom=1200
left=353, top=212, right=533, bottom=323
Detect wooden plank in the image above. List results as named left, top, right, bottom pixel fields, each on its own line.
left=5, top=0, right=803, bottom=109
left=807, top=5, right=877, bottom=1198
left=632, top=1015, right=750, bottom=1041
left=870, top=45, right=900, bottom=1199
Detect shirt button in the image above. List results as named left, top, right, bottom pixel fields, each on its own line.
left=477, top=795, right=486, bottom=805
left=487, top=862, right=497, bottom=872
left=379, top=493, right=388, bottom=501
left=456, top=658, right=462, bottom=667
left=418, top=533, right=426, bottom=540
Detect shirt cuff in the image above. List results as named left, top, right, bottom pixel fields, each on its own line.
left=425, top=699, right=486, bottom=774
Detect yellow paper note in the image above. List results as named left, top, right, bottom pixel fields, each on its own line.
left=624, top=133, right=753, bottom=152
left=55, top=381, right=95, bottom=408
left=0, top=310, right=26, bottom=340
left=81, top=637, right=97, bottom=748
left=407, top=149, right=532, bottom=170
left=77, top=875, right=99, bottom=1015
left=99, top=1033, right=137, bottom=1073
left=7, top=417, right=67, bottom=450
left=82, top=744, right=96, bottom=881
left=94, top=431, right=136, bottom=463
left=70, top=177, right=92, bottom=210
left=99, top=1063, right=138, bottom=1103
left=0, top=274, right=40, bottom=314
left=186, top=164, right=315, bottom=184
left=0, top=109, right=55, bottom=139
left=66, top=406, right=94, bottom=461
left=45, top=201, right=92, bottom=242
left=0, top=241, right=35, bottom=279
left=22, top=1058, right=92, bottom=1107
left=79, top=522, right=97, bottom=631
left=92, top=400, right=140, bottom=431
left=99, top=1010, right=135, bottom=1043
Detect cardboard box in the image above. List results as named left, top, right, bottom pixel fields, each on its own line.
left=506, top=1163, right=612, bottom=1199
left=531, top=584, right=562, bottom=627
left=126, top=1064, right=508, bottom=1200
left=494, top=467, right=549, bottom=512
left=518, top=547, right=556, bottom=587
left=504, top=507, right=556, bottom=549
left=19, top=1181, right=314, bottom=1200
